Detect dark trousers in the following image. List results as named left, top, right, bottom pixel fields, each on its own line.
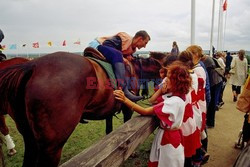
left=243, top=113, right=250, bottom=142
left=207, top=85, right=216, bottom=127
left=219, top=79, right=227, bottom=103
left=215, top=81, right=223, bottom=106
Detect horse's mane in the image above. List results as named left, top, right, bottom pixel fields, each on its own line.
left=0, top=63, right=34, bottom=114
left=149, top=51, right=169, bottom=63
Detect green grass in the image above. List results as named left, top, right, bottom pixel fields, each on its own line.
left=1, top=82, right=157, bottom=167
left=1, top=103, right=155, bottom=167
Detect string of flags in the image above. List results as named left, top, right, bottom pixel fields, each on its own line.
left=1, top=39, right=81, bottom=51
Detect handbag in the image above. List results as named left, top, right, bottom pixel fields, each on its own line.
left=215, top=67, right=225, bottom=77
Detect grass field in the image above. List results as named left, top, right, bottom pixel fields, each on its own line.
left=1, top=96, right=156, bottom=167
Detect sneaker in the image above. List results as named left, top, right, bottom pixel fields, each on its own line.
left=7, top=148, right=17, bottom=156
left=219, top=102, right=224, bottom=108
left=201, top=153, right=210, bottom=165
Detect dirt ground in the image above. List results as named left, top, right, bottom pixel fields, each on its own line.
left=203, top=84, right=245, bottom=167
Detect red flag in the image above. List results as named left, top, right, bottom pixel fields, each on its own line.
left=74, top=39, right=80, bottom=45
left=223, top=0, right=227, bottom=11
left=1, top=45, right=6, bottom=50
left=33, top=42, right=39, bottom=48
left=62, top=40, right=66, bottom=46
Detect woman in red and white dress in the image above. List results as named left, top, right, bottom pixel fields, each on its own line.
left=114, top=62, right=192, bottom=167
left=178, top=51, right=202, bottom=166
left=187, top=45, right=208, bottom=165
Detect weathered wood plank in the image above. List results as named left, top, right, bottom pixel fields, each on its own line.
left=60, top=115, right=158, bottom=167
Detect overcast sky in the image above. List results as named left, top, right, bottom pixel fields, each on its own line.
left=1, top=0, right=250, bottom=54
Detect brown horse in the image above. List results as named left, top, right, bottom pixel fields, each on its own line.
left=0, top=57, right=29, bottom=156
left=0, top=52, right=162, bottom=167
left=0, top=57, right=29, bottom=133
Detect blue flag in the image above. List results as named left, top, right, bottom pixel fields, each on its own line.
left=9, top=44, right=17, bottom=50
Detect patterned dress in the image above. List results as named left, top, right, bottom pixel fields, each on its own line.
left=148, top=94, right=186, bottom=167
left=193, top=64, right=207, bottom=138
left=181, top=72, right=201, bottom=158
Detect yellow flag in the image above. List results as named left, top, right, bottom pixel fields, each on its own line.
left=48, top=41, right=52, bottom=47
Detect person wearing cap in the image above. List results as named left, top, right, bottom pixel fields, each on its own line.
left=0, top=29, right=7, bottom=62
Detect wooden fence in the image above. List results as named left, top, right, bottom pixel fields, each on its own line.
left=60, top=116, right=158, bottom=167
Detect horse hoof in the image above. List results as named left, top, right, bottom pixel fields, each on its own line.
left=7, top=148, right=17, bottom=156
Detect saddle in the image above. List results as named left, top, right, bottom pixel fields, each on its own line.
left=83, top=47, right=107, bottom=62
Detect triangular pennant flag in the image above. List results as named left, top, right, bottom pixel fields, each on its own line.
left=223, top=0, right=227, bottom=11
left=0, top=45, right=6, bottom=50
left=62, top=40, right=66, bottom=46
left=48, top=41, right=52, bottom=47
left=74, top=39, right=81, bottom=45
left=9, top=44, right=17, bottom=50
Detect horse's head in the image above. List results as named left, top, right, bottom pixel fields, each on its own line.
left=132, top=52, right=170, bottom=80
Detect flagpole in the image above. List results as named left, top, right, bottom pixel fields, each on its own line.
left=220, top=2, right=224, bottom=52
left=191, top=0, right=196, bottom=45
left=17, top=45, right=19, bottom=57
left=26, top=47, right=29, bottom=58
left=223, top=4, right=228, bottom=51
left=210, top=0, right=216, bottom=57
left=217, top=0, right=223, bottom=52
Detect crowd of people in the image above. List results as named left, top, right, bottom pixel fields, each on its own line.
left=1, top=29, right=249, bottom=166
left=102, top=31, right=248, bottom=166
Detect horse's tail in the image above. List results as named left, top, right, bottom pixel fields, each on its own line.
left=0, top=63, right=34, bottom=115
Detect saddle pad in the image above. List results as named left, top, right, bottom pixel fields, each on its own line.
left=87, top=57, right=117, bottom=89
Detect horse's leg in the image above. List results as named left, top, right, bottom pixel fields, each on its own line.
left=106, top=116, right=113, bottom=134
left=122, top=105, right=133, bottom=123
left=36, top=146, right=63, bottom=167
left=141, top=82, right=149, bottom=97
left=0, top=115, right=17, bottom=156
left=0, top=115, right=9, bottom=136
left=22, top=134, right=39, bottom=167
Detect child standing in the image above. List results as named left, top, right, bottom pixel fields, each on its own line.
left=114, top=63, right=192, bottom=167
left=178, top=51, right=201, bottom=166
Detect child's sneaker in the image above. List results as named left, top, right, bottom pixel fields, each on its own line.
left=201, top=153, right=210, bottom=165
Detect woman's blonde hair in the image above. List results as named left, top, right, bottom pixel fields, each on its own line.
left=186, top=45, right=204, bottom=58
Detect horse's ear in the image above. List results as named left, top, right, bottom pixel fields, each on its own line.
left=149, top=51, right=168, bottom=64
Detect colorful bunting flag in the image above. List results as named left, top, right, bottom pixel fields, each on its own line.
left=33, top=42, right=39, bottom=48
left=9, top=44, right=17, bottom=50
left=74, top=39, right=81, bottom=45
left=0, top=45, right=6, bottom=50
left=223, top=0, right=227, bottom=11
left=62, top=40, right=66, bottom=46
left=48, top=41, right=52, bottom=47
